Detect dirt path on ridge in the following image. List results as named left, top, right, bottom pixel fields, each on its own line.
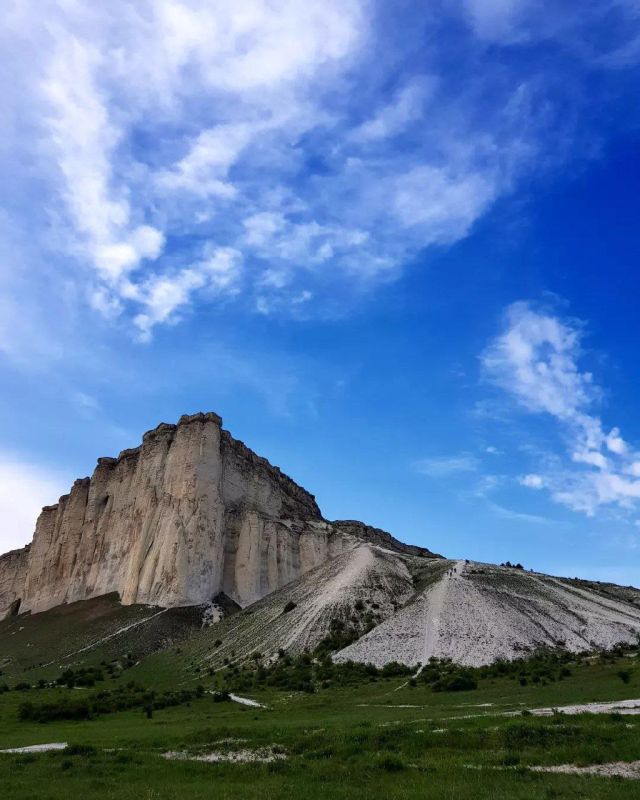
left=417, top=559, right=464, bottom=675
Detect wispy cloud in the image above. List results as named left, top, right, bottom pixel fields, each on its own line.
left=5, top=2, right=639, bottom=346
left=482, top=301, right=640, bottom=516
left=413, top=454, right=480, bottom=478
left=484, top=499, right=560, bottom=526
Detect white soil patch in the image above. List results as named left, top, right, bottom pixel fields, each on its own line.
left=0, top=743, right=67, bottom=754
left=531, top=761, right=640, bottom=779
left=514, top=698, right=640, bottom=717
left=207, top=691, right=267, bottom=708
left=164, top=747, right=286, bottom=764
left=228, top=693, right=267, bottom=708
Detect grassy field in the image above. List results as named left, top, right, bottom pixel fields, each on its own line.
left=1, top=645, right=639, bottom=799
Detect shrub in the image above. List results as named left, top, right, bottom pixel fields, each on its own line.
left=376, top=754, right=405, bottom=772
left=432, top=672, right=477, bottom=692
left=617, top=669, right=632, bottom=684
left=283, top=601, right=297, bottom=613
left=65, top=744, right=97, bottom=756
left=17, top=683, right=205, bottom=722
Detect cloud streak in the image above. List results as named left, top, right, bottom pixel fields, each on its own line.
left=414, top=454, right=480, bottom=478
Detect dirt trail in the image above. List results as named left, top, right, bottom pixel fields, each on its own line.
left=42, top=609, right=168, bottom=666
left=392, top=560, right=463, bottom=689
left=417, top=560, right=464, bottom=674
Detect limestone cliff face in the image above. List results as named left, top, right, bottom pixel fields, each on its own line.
left=0, top=413, right=368, bottom=616
left=0, top=546, right=30, bottom=619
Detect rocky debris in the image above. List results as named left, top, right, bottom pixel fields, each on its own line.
left=201, top=593, right=241, bottom=627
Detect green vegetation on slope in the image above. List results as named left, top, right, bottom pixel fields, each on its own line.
left=1, top=639, right=640, bottom=799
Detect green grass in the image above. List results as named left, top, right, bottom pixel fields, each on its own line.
left=1, top=649, right=639, bottom=799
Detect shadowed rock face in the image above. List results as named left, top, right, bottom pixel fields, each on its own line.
left=0, top=412, right=438, bottom=618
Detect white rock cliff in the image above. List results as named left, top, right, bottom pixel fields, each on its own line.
left=0, top=412, right=436, bottom=619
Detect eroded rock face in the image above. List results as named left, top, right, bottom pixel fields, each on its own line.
left=0, top=412, right=385, bottom=615
left=0, top=546, right=30, bottom=620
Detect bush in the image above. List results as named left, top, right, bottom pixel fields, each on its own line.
left=376, top=754, right=405, bottom=772
left=65, top=744, right=97, bottom=756
left=617, top=669, right=632, bottom=684
left=17, top=682, right=205, bottom=722
left=283, top=601, right=297, bottom=613
left=432, top=672, right=477, bottom=692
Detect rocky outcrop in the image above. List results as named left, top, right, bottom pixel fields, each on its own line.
left=331, top=520, right=441, bottom=559
left=0, top=412, right=434, bottom=616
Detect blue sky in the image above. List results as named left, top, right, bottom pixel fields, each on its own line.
left=2, top=1, right=640, bottom=586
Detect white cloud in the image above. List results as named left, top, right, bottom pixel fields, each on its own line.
left=0, top=455, right=70, bottom=552
left=520, top=473, right=544, bottom=489
left=391, top=165, right=497, bottom=241
left=414, top=454, right=479, bottom=478
left=606, top=427, right=627, bottom=454
left=157, top=123, right=257, bottom=199
left=132, top=247, right=243, bottom=340
left=352, top=78, right=433, bottom=141
left=483, top=302, right=640, bottom=516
